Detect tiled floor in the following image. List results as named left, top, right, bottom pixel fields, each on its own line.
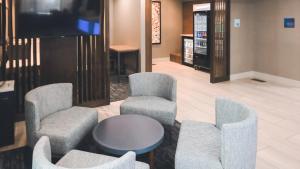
left=152, top=61, right=300, bottom=169
left=2, top=61, right=300, bottom=169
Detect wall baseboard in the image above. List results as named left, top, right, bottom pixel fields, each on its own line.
left=254, top=72, right=300, bottom=87
left=231, top=71, right=300, bottom=87
left=230, top=71, right=255, bottom=81
left=152, top=57, right=170, bottom=64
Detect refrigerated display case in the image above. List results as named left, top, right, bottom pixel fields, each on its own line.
left=193, top=10, right=211, bottom=71
left=182, top=35, right=194, bottom=67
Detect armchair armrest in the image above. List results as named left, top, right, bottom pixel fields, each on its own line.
left=25, top=99, right=41, bottom=147
left=216, top=97, right=258, bottom=169
left=221, top=116, right=257, bottom=169
left=216, top=97, right=250, bottom=129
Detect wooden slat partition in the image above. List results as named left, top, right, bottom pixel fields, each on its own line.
left=77, top=34, right=109, bottom=106
left=7, top=37, right=39, bottom=119
left=74, top=0, right=109, bottom=106
left=1, top=0, right=110, bottom=120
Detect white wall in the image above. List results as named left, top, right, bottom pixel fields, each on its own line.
left=230, top=0, right=255, bottom=74
left=254, top=0, right=300, bottom=81
left=110, top=0, right=141, bottom=48
left=110, top=0, right=146, bottom=71
left=152, top=0, right=183, bottom=59
left=231, top=0, right=300, bottom=81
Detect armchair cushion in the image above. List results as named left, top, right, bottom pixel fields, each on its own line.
left=56, top=150, right=149, bottom=169
left=175, top=121, right=223, bottom=169
left=36, top=106, right=98, bottom=155
left=120, top=96, right=177, bottom=125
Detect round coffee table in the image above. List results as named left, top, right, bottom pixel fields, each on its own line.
left=92, top=114, right=164, bottom=168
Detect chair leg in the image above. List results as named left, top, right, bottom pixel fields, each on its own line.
left=24, top=146, right=33, bottom=168
left=52, top=154, right=63, bottom=164
left=163, top=125, right=173, bottom=145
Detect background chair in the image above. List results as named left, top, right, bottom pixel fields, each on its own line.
left=120, top=73, right=177, bottom=126
left=32, top=136, right=150, bottom=169
left=175, top=98, right=257, bottom=169
left=25, top=83, right=98, bottom=155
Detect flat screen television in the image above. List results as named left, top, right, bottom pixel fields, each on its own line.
left=15, top=0, right=101, bottom=38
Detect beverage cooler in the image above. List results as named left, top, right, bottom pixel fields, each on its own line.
left=193, top=10, right=211, bottom=71
left=182, top=36, right=194, bottom=67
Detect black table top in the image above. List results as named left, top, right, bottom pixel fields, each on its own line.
left=92, top=115, right=164, bottom=156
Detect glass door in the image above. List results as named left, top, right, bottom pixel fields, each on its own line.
left=183, top=37, right=194, bottom=65
left=194, top=12, right=208, bottom=56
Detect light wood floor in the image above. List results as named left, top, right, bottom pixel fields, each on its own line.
left=152, top=61, right=300, bottom=169
left=2, top=61, right=300, bottom=169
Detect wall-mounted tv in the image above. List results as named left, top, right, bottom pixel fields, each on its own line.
left=15, top=0, right=101, bottom=38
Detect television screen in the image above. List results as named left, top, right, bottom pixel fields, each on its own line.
left=15, top=0, right=101, bottom=38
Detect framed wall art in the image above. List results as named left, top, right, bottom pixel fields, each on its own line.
left=152, top=1, right=161, bottom=44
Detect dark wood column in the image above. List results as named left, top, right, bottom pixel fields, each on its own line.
left=145, top=0, right=152, bottom=72
left=210, top=0, right=231, bottom=83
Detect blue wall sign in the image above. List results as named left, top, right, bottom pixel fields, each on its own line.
left=284, top=18, right=295, bottom=28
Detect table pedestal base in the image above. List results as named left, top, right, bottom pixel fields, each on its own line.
left=149, top=151, right=155, bottom=169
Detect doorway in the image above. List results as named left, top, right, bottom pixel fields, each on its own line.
left=149, top=0, right=230, bottom=83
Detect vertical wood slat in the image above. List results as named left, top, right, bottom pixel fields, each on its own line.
left=82, top=36, right=87, bottom=102
left=0, top=3, right=2, bottom=42
left=77, top=36, right=83, bottom=103
left=99, top=0, right=105, bottom=99
left=1, top=0, right=8, bottom=80
left=1, top=0, right=5, bottom=44
left=27, top=39, right=32, bottom=89
left=32, top=38, right=38, bottom=88
left=91, top=36, right=96, bottom=100
left=15, top=39, right=20, bottom=113
left=0, top=1, right=3, bottom=79
left=97, top=36, right=102, bottom=100
left=104, top=0, right=110, bottom=100
left=21, top=39, right=26, bottom=111
left=87, top=36, right=92, bottom=101
left=94, top=35, right=100, bottom=100
left=8, top=0, right=14, bottom=80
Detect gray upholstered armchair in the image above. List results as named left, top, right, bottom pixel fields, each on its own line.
left=25, top=83, right=98, bottom=155
left=33, top=136, right=150, bottom=169
left=120, top=72, right=177, bottom=126
left=175, top=98, right=257, bottom=169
